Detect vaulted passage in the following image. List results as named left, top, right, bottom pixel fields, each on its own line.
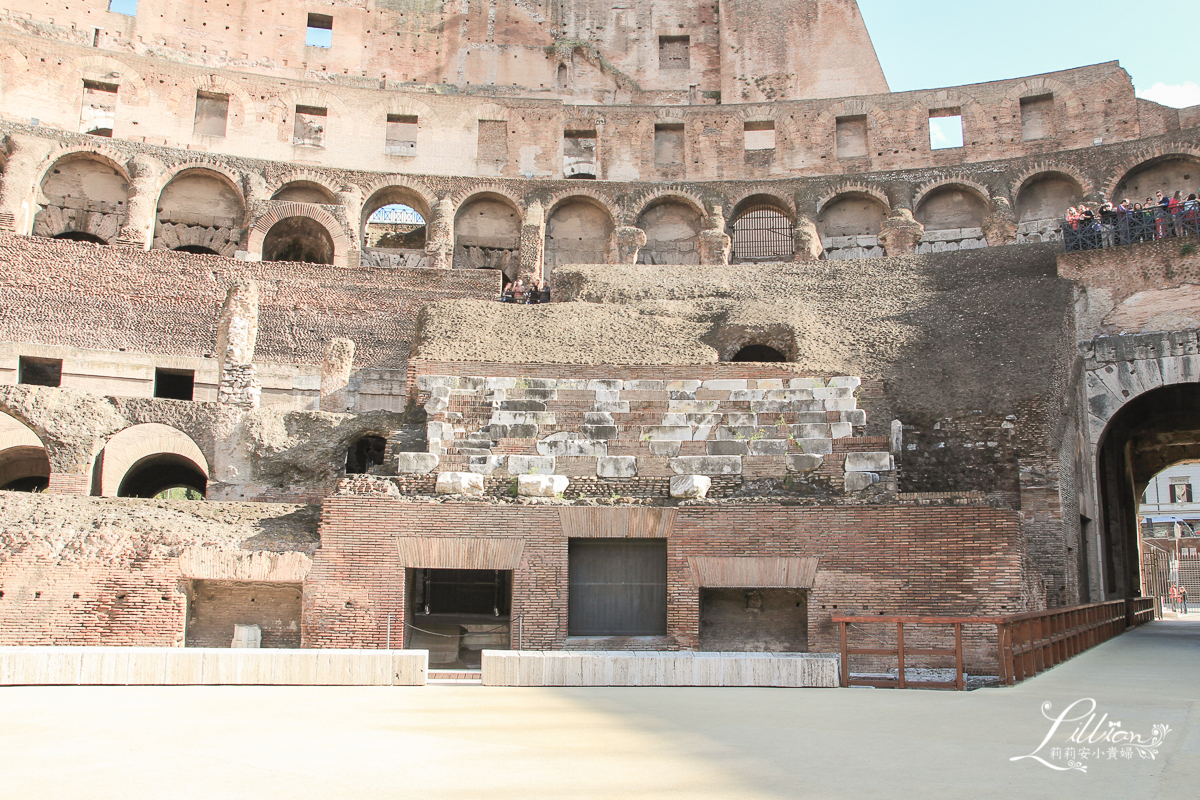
left=261, top=216, right=335, bottom=264
left=33, top=154, right=128, bottom=243
left=1097, top=383, right=1200, bottom=599
left=117, top=453, right=207, bottom=498
left=407, top=569, right=511, bottom=668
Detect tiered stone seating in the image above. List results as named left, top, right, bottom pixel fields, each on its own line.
left=405, top=375, right=895, bottom=497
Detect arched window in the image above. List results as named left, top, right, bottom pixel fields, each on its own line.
left=117, top=454, right=207, bottom=498
left=730, top=345, right=788, bottom=363
left=730, top=203, right=794, bottom=262
left=261, top=216, right=335, bottom=264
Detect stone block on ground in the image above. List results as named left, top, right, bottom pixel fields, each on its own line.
left=669, top=456, right=742, bottom=476
left=436, top=472, right=485, bottom=495
left=670, top=474, right=712, bottom=499
left=508, top=455, right=556, bottom=475
left=844, top=472, right=879, bottom=492
left=518, top=475, right=570, bottom=497
left=798, top=438, right=833, bottom=455
left=597, top=456, right=637, bottom=478
left=787, top=454, right=825, bottom=473
left=748, top=439, right=789, bottom=456
left=395, top=452, right=440, bottom=475
left=844, top=452, right=894, bottom=472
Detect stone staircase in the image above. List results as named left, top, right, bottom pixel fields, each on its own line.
left=398, top=375, right=896, bottom=499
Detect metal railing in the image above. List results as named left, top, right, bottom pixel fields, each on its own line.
left=1063, top=205, right=1200, bottom=252
left=834, top=598, right=1157, bottom=690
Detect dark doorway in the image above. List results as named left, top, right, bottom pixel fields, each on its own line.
left=173, top=245, right=220, bottom=255
left=699, top=588, right=808, bottom=652
left=118, top=454, right=207, bottom=498
left=346, top=435, right=387, bottom=474
left=261, top=216, right=335, bottom=264
left=154, top=368, right=195, bottom=401
left=568, top=539, right=667, bottom=637
left=52, top=231, right=108, bottom=244
left=18, top=357, right=62, bottom=387
left=408, top=569, right=511, bottom=668
left=731, top=345, right=787, bottom=363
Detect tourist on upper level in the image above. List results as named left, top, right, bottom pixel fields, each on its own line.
left=511, top=278, right=529, bottom=304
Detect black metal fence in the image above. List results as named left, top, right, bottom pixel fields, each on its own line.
left=1064, top=205, right=1200, bottom=252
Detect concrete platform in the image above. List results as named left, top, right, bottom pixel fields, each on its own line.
left=0, top=622, right=1196, bottom=799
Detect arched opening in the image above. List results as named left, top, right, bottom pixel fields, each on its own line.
left=173, top=245, right=220, bottom=255
left=635, top=199, right=703, bottom=265
left=117, top=453, right=207, bottom=498
left=544, top=198, right=615, bottom=272
left=52, top=231, right=108, bottom=245
left=453, top=195, right=521, bottom=281
left=361, top=186, right=431, bottom=268
left=261, top=216, right=335, bottom=264
left=567, top=173, right=596, bottom=180
left=33, top=153, right=128, bottom=242
left=271, top=181, right=338, bottom=204
left=914, top=185, right=989, bottom=231
left=0, top=446, right=51, bottom=493
left=730, top=345, right=788, bottom=363
left=1015, top=173, right=1084, bottom=223
left=152, top=169, right=244, bottom=257
left=557, top=63, right=569, bottom=91
left=1113, top=155, right=1200, bottom=204
left=86, top=128, right=113, bottom=138
left=346, top=435, right=388, bottom=475
left=1096, top=383, right=1200, bottom=600
left=817, top=193, right=889, bottom=260
left=729, top=197, right=794, bottom=263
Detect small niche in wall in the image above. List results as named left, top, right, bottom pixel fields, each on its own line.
left=80, top=80, right=118, bottom=137
left=18, top=357, right=62, bottom=387
left=744, top=120, right=776, bottom=151
left=654, top=123, right=685, bottom=165
left=385, top=114, right=418, bottom=156
left=154, top=368, right=195, bottom=401
left=193, top=91, right=229, bottom=138
left=563, top=129, right=597, bottom=179
left=659, top=35, right=690, bottom=70
left=835, top=115, right=868, bottom=159
left=1020, top=94, right=1055, bottom=141
left=306, top=13, right=333, bottom=49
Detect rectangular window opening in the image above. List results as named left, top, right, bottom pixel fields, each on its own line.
left=568, top=539, right=667, bottom=637
left=293, top=105, right=327, bottom=147
left=658, top=35, right=690, bottom=70
left=306, top=13, right=333, bottom=48
left=81, top=80, right=119, bottom=137
left=154, top=368, right=195, bottom=401
left=835, top=114, right=868, bottom=159
left=18, top=357, right=63, bottom=388
left=193, top=91, right=229, bottom=138
left=654, top=123, right=685, bottom=165
left=1020, top=93, right=1055, bottom=141
left=1170, top=483, right=1194, bottom=504
left=385, top=113, right=418, bottom=156
left=408, top=569, right=512, bottom=669
left=108, top=0, right=137, bottom=16
left=744, top=120, right=776, bottom=151
left=563, top=129, right=597, bottom=178
left=929, top=109, right=964, bottom=150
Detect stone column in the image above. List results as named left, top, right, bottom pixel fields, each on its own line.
left=337, top=183, right=364, bottom=267
left=320, top=337, right=356, bottom=412
left=0, top=134, right=57, bottom=234
left=518, top=200, right=546, bottom=284
left=216, top=279, right=261, bottom=408
left=878, top=208, right=926, bottom=256
left=425, top=196, right=455, bottom=270
left=615, top=226, right=647, bottom=264
left=792, top=215, right=824, bottom=261
left=115, top=154, right=166, bottom=249
left=983, top=196, right=1019, bottom=246
left=697, top=206, right=732, bottom=266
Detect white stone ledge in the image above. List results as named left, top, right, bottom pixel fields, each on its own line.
left=480, top=651, right=839, bottom=688
left=0, top=647, right=428, bottom=686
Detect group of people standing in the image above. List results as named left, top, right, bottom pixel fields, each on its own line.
left=1064, top=189, right=1200, bottom=250
left=499, top=277, right=551, bottom=304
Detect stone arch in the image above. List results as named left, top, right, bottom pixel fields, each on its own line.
left=1013, top=169, right=1086, bottom=223
left=626, top=189, right=707, bottom=226
left=634, top=194, right=706, bottom=266
left=99, top=423, right=209, bottom=498
left=165, top=74, right=255, bottom=135
left=727, top=193, right=795, bottom=263
left=31, top=149, right=130, bottom=241
left=450, top=183, right=526, bottom=218
left=453, top=191, right=523, bottom=278
left=913, top=179, right=992, bottom=231
left=70, top=54, right=148, bottom=106
left=544, top=194, right=617, bottom=271
left=247, top=204, right=350, bottom=266
left=151, top=165, right=246, bottom=257
left=268, top=168, right=342, bottom=204
left=814, top=98, right=893, bottom=158
left=998, top=77, right=1084, bottom=136
left=0, top=412, right=50, bottom=492
left=817, top=189, right=891, bottom=240
left=1107, top=150, right=1200, bottom=205
left=359, top=177, right=436, bottom=251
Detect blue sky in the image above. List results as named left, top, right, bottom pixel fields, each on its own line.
left=857, top=1, right=1200, bottom=108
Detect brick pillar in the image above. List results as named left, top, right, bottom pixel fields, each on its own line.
left=0, top=134, right=57, bottom=234
left=616, top=226, right=647, bottom=264
left=425, top=196, right=455, bottom=269
left=792, top=215, right=824, bottom=261
left=216, top=279, right=261, bottom=408
left=697, top=206, right=732, bottom=266
left=114, top=154, right=165, bottom=249
left=320, top=338, right=356, bottom=412
left=518, top=200, right=546, bottom=284
left=878, top=208, right=926, bottom=256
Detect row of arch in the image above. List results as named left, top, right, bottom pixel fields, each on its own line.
left=26, top=146, right=1200, bottom=267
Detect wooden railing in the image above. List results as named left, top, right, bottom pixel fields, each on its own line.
left=834, top=598, right=1157, bottom=690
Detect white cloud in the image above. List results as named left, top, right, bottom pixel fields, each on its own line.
left=1137, top=82, right=1200, bottom=109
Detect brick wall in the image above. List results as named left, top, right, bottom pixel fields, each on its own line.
left=307, top=498, right=1028, bottom=668
left=185, top=580, right=303, bottom=648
